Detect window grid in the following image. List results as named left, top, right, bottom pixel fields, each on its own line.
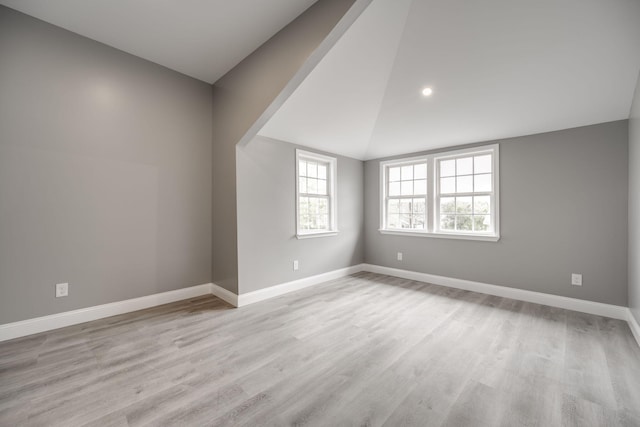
left=296, top=150, right=337, bottom=237
left=298, top=159, right=331, bottom=232
left=436, top=153, right=494, bottom=234
left=384, top=162, right=427, bottom=230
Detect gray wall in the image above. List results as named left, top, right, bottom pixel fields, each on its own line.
left=211, top=0, right=363, bottom=294
left=630, top=72, right=640, bottom=323
left=0, top=7, right=213, bottom=324
left=237, top=137, right=364, bottom=294
left=365, top=121, right=629, bottom=306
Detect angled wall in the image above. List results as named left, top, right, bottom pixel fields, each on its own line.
left=0, top=6, right=213, bottom=324
left=211, top=0, right=371, bottom=293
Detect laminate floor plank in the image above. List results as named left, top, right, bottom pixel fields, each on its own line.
left=0, top=272, right=638, bottom=426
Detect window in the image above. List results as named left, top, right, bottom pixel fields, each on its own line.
left=385, top=161, right=427, bottom=230
left=380, top=144, right=499, bottom=241
left=296, top=149, right=337, bottom=238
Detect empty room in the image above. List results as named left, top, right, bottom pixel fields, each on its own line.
left=1, top=0, right=640, bottom=425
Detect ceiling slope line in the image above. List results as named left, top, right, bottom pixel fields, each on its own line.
left=236, top=0, right=373, bottom=149
left=258, top=0, right=415, bottom=160
left=361, top=0, right=415, bottom=160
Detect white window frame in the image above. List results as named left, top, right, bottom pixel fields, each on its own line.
left=296, top=149, right=338, bottom=239
left=379, top=144, right=500, bottom=242
left=380, top=155, right=430, bottom=232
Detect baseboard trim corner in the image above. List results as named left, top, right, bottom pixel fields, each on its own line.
left=361, top=264, right=628, bottom=321
left=237, top=264, right=365, bottom=307
left=0, top=283, right=212, bottom=342
left=210, top=283, right=239, bottom=307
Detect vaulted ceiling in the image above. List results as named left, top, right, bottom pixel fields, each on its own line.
left=259, top=0, right=640, bottom=160
left=4, top=0, right=639, bottom=160
left=0, top=0, right=318, bottom=83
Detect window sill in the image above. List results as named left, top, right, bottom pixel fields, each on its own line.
left=296, top=231, right=339, bottom=240
left=379, top=229, right=500, bottom=242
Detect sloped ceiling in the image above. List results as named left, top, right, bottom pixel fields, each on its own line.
left=258, top=0, right=413, bottom=160
left=259, top=0, right=640, bottom=160
left=0, top=0, right=318, bottom=83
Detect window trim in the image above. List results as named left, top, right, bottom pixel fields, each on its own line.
left=379, top=144, right=500, bottom=242
left=295, top=149, right=338, bottom=239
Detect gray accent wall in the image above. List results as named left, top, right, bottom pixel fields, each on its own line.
left=237, top=137, right=364, bottom=294
left=365, top=121, right=629, bottom=306
left=0, top=7, right=213, bottom=324
left=630, top=72, right=640, bottom=324
left=211, top=0, right=364, bottom=294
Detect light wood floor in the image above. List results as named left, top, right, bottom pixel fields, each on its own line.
left=1, top=272, right=639, bottom=427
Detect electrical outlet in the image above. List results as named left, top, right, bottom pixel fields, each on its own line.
left=571, top=274, right=582, bottom=286
left=55, top=283, right=69, bottom=298
left=397, top=252, right=403, bottom=261
left=293, top=260, right=299, bottom=271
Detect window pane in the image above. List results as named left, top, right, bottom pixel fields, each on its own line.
left=474, top=215, right=491, bottom=231
left=440, top=160, right=455, bottom=177
left=317, top=164, right=327, bottom=179
left=456, top=215, right=473, bottom=231
left=308, top=178, right=318, bottom=194
left=308, top=197, right=319, bottom=214
left=456, top=196, right=472, bottom=214
left=318, top=198, right=328, bottom=214
left=412, top=214, right=425, bottom=229
left=474, top=155, right=492, bottom=174
left=401, top=165, right=413, bottom=180
left=413, top=198, right=425, bottom=214
left=299, top=197, right=309, bottom=215
left=299, top=177, right=307, bottom=193
left=440, top=197, right=455, bottom=214
left=441, top=177, right=455, bottom=194
left=387, top=214, right=400, bottom=228
left=389, top=182, right=400, bottom=196
left=441, top=214, right=455, bottom=230
left=400, top=212, right=411, bottom=228
left=474, top=174, right=492, bottom=192
left=389, top=167, right=401, bottom=182
left=307, top=162, right=317, bottom=178
left=473, top=196, right=490, bottom=214
left=388, top=199, right=400, bottom=214
left=317, top=179, right=327, bottom=195
left=401, top=181, right=413, bottom=195
left=414, top=179, right=427, bottom=195
left=456, top=176, right=473, bottom=193
left=318, top=214, right=328, bottom=230
left=414, top=163, right=427, bottom=179
left=299, top=161, right=307, bottom=177
left=457, top=157, right=473, bottom=175
left=399, top=199, right=412, bottom=214
left=300, top=214, right=310, bottom=230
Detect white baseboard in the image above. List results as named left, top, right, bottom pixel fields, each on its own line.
left=0, top=283, right=212, bottom=342
left=210, top=283, right=239, bottom=307
left=3, top=265, right=637, bottom=349
left=0, top=264, right=364, bottom=343
left=628, top=309, right=640, bottom=348
left=361, top=264, right=629, bottom=321
left=236, top=264, right=365, bottom=307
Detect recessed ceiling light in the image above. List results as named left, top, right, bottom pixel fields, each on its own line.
left=422, top=87, right=433, bottom=97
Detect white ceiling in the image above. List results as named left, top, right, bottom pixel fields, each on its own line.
left=0, top=0, right=318, bottom=83
left=259, top=0, right=640, bottom=160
